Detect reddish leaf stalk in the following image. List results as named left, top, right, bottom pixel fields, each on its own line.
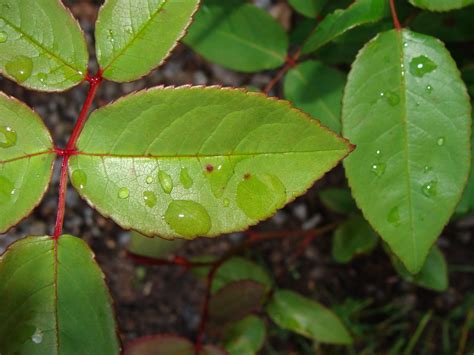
left=389, top=0, right=402, bottom=31
left=263, top=49, right=301, bottom=95
left=52, top=72, right=103, bottom=240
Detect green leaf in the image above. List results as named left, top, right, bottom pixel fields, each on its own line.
left=266, top=289, right=353, bottom=344
left=392, top=246, right=448, bottom=292
left=409, top=0, right=474, bottom=12
left=209, top=280, right=266, bottom=325
left=125, top=335, right=226, bottom=355
left=0, top=235, right=120, bottom=353
left=69, top=86, right=352, bottom=239
left=342, top=29, right=471, bottom=273
left=128, top=231, right=184, bottom=258
left=223, top=315, right=266, bottom=355
left=184, top=0, right=288, bottom=73
left=284, top=60, right=346, bottom=133
left=0, top=93, right=54, bottom=233
left=301, top=0, right=389, bottom=54
left=455, top=112, right=474, bottom=216
left=319, top=187, right=357, bottom=214
left=332, top=215, right=378, bottom=263
left=288, top=0, right=328, bottom=18
left=0, top=0, right=88, bottom=91
left=96, top=0, right=199, bottom=82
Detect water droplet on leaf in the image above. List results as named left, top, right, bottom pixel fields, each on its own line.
left=204, top=159, right=233, bottom=198
left=370, top=163, right=385, bottom=177
left=146, top=176, right=153, bottom=184
left=38, top=73, right=47, bottom=86
left=180, top=168, right=193, bottom=189
left=71, top=169, right=87, bottom=190
left=158, top=170, right=173, bottom=194
left=387, top=206, right=401, bottom=226
left=424, top=165, right=432, bottom=173
left=118, top=187, right=130, bottom=199
left=0, top=126, right=17, bottom=148
left=31, top=329, right=43, bottom=344
left=437, top=137, right=445, bottom=146
left=422, top=180, right=437, bottom=197
left=107, top=29, right=115, bottom=43
left=143, top=191, right=157, bottom=208
left=5, top=55, right=33, bottom=83
left=425, top=84, right=433, bottom=93
left=164, top=200, right=211, bottom=237
left=0, top=31, right=7, bottom=43
left=376, top=149, right=382, bottom=156
left=409, top=55, right=437, bottom=77
left=0, top=176, right=14, bottom=205
left=384, top=91, right=400, bottom=106
left=223, top=198, right=230, bottom=207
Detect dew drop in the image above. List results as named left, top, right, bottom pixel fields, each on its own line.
left=403, top=42, right=408, bottom=48
left=146, top=175, right=153, bottom=184
left=118, top=187, right=130, bottom=199
left=31, top=329, right=43, bottom=344
left=164, top=200, right=211, bottom=237
left=223, top=198, right=230, bottom=207
left=379, top=92, right=385, bottom=98
left=387, top=206, right=401, bottom=226
left=437, top=137, right=445, bottom=146
left=0, top=176, right=14, bottom=205
left=422, top=180, right=437, bottom=197
left=425, top=84, right=433, bottom=94
left=38, top=73, right=47, bottom=86
left=158, top=170, right=173, bottom=194
left=236, top=173, right=286, bottom=220
left=376, top=149, right=382, bottom=156
left=0, top=31, right=7, bottom=43
left=5, top=55, right=33, bottom=83
left=107, top=29, right=115, bottom=43
left=204, top=159, right=233, bottom=198
left=0, top=126, right=17, bottom=148
left=71, top=169, right=87, bottom=190
left=384, top=91, right=400, bottom=106
left=423, top=165, right=432, bottom=173
left=409, top=55, right=437, bottom=77
left=180, top=168, right=193, bottom=189
left=143, top=191, right=157, bottom=208
left=370, top=163, right=385, bottom=177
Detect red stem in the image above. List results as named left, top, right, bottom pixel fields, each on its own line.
left=264, top=49, right=301, bottom=95
left=389, top=0, right=402, bottom=31
left=52, top=72, right=103, bottom=240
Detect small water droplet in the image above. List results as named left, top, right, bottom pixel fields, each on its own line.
left=0, top=31, right=7, bottom=43
left=118, top=187, right=130, bottom=199
left=403, top=42, right=408, bottom=48
left=71, top=169, right=87, bottom=190
left=31, top=328, right=43, bottom=344
left=380, top=92, right=385, bottom=97
left=5, top=55, right=33, bottom=83
left=376, top=149, right=382, bottom=156
left=0, top=126, right=17, bottom=148
left=38, top=73, right=47, bottom=86
left=204, top=159, right=234, bottom=198
left=143, top=191, right=157, bottom=208
left=164, top=200, right=211, bottom=238
left=422, top=180, right=437, bottom=197
left=437, top=137, right=445, bottom=146
left=107, top=29, right=115, bottom=43
left=387, top=206, right=401, bottom=226
left=180, top=168, right=193, bottom=189
left=384, top=91, right=400, bottom=106
left=424, top=165, right=432, bottom=173
left=0, top=176, right=14, bottom=204
left=425, top=84, right=433, bottom=94
left=158, top=170, right=173, bottom=194
left=146, top=176, right=153, bottom=184
left=223, top=198, right=230, bottom=207
left=370, top=163, right=386, bottom=177
left=409, top=55, right=437, bottom=77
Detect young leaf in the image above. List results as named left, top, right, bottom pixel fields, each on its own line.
left=184, top=0, right=288, bottom=73
left=288, top=0, right=328, bottom=18
left=0, top=93, right=54, bottom=233
left=284, top=60, right=346, bottom=133
left=0, top=235, right=120, bottom=354
left=223, top=315, right=266, bottom=355
left=332, top=214, right=378, bottom=263
left=128, top=231, right=184, bottom=259
left=209, top=280, right=266, bottom=325
left=69, top=86, right=352, bottom=239
left=301, top=0, right=389, bottom=54
left=95, top=0, right=199, bottom=82
left=391, top=246, right=448, bottom=292
left=0, top=0, right=88, bottom=91
left=343, top=29, right=471, bottom=273
left=266, top=289, right=353, bottom=344
left=125, top=335, right=226, bottom=355
left=409, top=0, right=474, bottom=12
left=319, top=187, right=357, bottom=214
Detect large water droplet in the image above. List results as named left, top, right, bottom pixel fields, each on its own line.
left=0, top=176, right=14, bottom=205
left=437, top=137, right=445, bottom=146
left=370, top=163, right=385, bottom=177
left=143, top=191, right=157, bottom=208
left=0, top=31, right=7, bottom=43
left=387, top=206, right=401, bottom=226
left=5, top=55, right=33, bottom=83
left=409, top=55, right=437, bottom=77
left=422, top=180, right=437, bottom=197
left=71, top=169, right=87, bottom=190
left=203, top=159, right=234, bottom=198
left=180, top=168, right=193, bottom=189
left=118, top=187, right=130, bottom=199
left=0, top=126, right=17, bottom=148
left=31, top=328, right=43, bottom=344
left=164, top=200, right=211, bottom=238
left=236, top=173, right=286, bottom=220
left=158, top=170, right=173, bottom=194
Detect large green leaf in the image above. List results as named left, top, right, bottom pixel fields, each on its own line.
left=69, top=86, right=351, bottom=239
left=343, top=29, right=471, bottom=273
left=0, top=235, right=120, bottom=354
left=409, top=0, right=474, bottom=12
left=288, top=0, right=328, bottom=18
left=96, top=0, right=199, bottom=82
left=284, top=60, right=346, bottom=133
left=223, top=315, right=266, bottom=355
left=184, top=0, right=288, bottom=73
left=0, top=0, right=88, bottom=91
left=0, top=93, right=54, bottom=233
left=266, top=289, right=353, bottom=344
left=301, top=0, right=389, bottom=54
